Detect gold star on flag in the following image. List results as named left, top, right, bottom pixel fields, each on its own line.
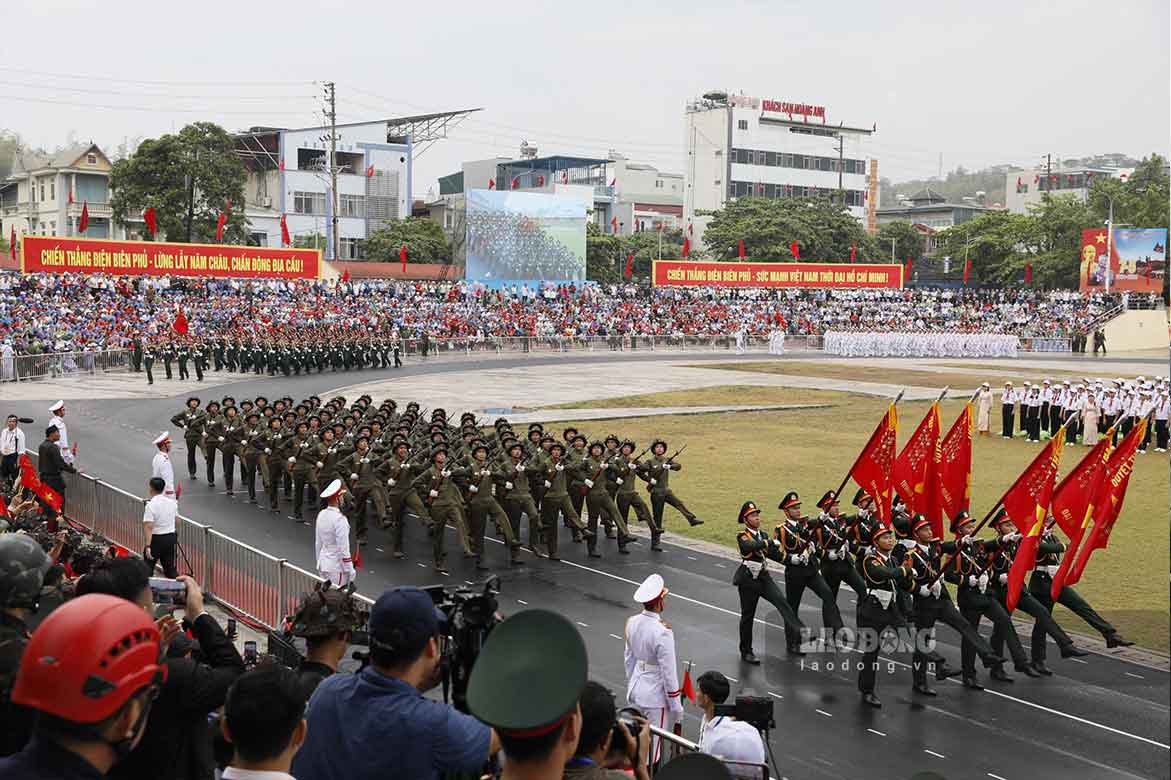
left=1095, top=232, right=1107, bottom=245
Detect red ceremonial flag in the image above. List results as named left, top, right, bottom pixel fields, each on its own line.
left=893, top=401, right=940, bottom=526
left=963, top=257, right=971, bottom=285
left=1048, top=432, right=1112, bottom=598
left=19, top=454, right=63, bottom=514
left=511, top=177, right=519, bottom=190
left=537, top=175, right=545, bottom=187
left=78, top=201, right=90, bottom=233
left=905, top=258, right=913, bottom=277
left=1005, top=429, right=1065, bottom=611
left=738, top=239, right=745, bottom=259
left=610, top=177, right=616, bottom=187
left=624, top=254, right=634, bottom=279
left=681, top=662, right=697, bottom=703
left=399, top=243, right=408, bottom=273
left=1017, top=177, right=1022, bottom=188
left=610, top=216, right=618, bottom=234
left=173, top=309, right=189, bottom=335
left=1065, top=419, right=1145, bottom=589
left=0, top=494, right=8, bottom=519
left=279, top=214, right=291, bottom=246
left=1033, top=174, right=1040, bottom=184
left=934, top=404, right=973, bottom=530
left=143, top=207, right=158, bottom=237
left=365, top=164, right=374, bottom=178
left=850, top=242, right=856, bottom=262
left=341, top=269, right=350, bottom=283
left=68, top=189, right=74, bottom=205
left=848, top=403, right=899, bottom=528
left=789, top=240, right=800, bottom=260
left=215, top=211, right=227, bottom=242
left=1024, top=263, right=1032, bottom=283
left=561, top=171, right=568, bottom=184
left=488, top=178, right=496, bottom=190
left=278, top=157, right=285, bottom=171
left=687, top=222, right=693, bottom=236
left=681, top=236, right=690, bottom=258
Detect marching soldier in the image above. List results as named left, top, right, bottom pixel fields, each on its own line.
left=240, top=412, right=264, bottom=503
left=170, top=397, right=206, bottom=481
left=857, top=523, right=913, bottom=708
left=315, top=479, right=356, bottom=587
left=500, top=441, right=542, bottom=557
left=775, top=491, right=844, bottom=652
left=379, top=439, right=433, bottom=559
left=162, top=340, right=175, bottom=380
left=613, top=440, right=660, bottom=551
left=201, top=400, right=223, bottom=487
left=192, top=339, right=206, bottom=382
left=638, top=440, right=703, bottom=530
left=581, top=440, right=633, bottom=556
left=215, top=404, right=244, bottom=497
left=624, top=573, right=683, bottom=765
left=465, top=442, right=522, bottom=569
left=342, top=435, right=384, bottom=541
left=734, top=500, right=805, bottom=664
left=143, top=340, right=156, bottom=385
left=413, top=446, right=473, bottom=573
left=176, top=340, right=190, bottom=380
left=291, top=421, right=324, bottom=523
left=535, top=441, right=594, bottom=561
left=262, top=416, right=291, bottom=513
left=811, top=490, right=867, bottom=599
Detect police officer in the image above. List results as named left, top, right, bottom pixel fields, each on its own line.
left=287, top=583, right=363, bottom=701
left=857, top=523, right=912, bottom=708
left=0, top=535, right=52, bottom=757
left=733, top=500, right=804, bottom=664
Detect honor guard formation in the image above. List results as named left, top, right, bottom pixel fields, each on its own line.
left=164, top=393, right=704, bottom=575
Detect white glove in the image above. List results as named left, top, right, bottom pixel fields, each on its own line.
left=201, top=432, right=207, bottom=438
left=516, top=464, right=525, bottom=473
left=616, top=477, right=624, bottom=485
left=960, top=534, right=973, bottom=546
left=828, top=549, right=839, bottom=561
left=790, top=553, right=804, bottom=565
left=361, top=457, right=369, bottom=464
left=218, top=436, right=225, bottom=442
left=968, top=575, right=979, bottom=587
left=387, top=478, right=396, bottom=486
left=349, top=472, right=359, bottom=481
left=899, top=538, right=915, bottom=548
left=480, top=469, right=491, bottom=476
left=469, top=485, right=479, bottom=494
left=1004, top=531, right=1021, bottom=543
left=919, top=585, right=932, bottom=597
left=584, top=479, right=594, bottom=488
left=504, top=481, right=513, bottom=490
left=930, top=580, right=942, bottom=598
left=288, top=457, right=296, bottom=463
left=555, top=463, right=564, bottom=472
left=441, top=469, right=451, bottom=477
left=264, top=448, right=271, bottom=454
left=650, top=478, right=658, bottom=486
left=998, top=573, right=1008, bottom=584
left=544, top=480, right=552, bottom=488
left=429, top=489, right=439, bottom=498
left=978, top=573, right=989, bottom=592
left=316, top=461, right=323, bottom=468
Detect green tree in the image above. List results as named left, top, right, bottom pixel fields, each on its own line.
left=109, top=122, right=248, bottom=243
left=1087, top=154, right=1170, bottom=234
left=700, top=196, right=878, bottom=262
left=617, top=228, right=685, bottom=280
left=365, top=217, right=451, bottom=264
left=292, top=232, right=326, bottom=250
left=935, top=211, right=1034, bottom=286
left=875, top=220, right=923, bottom=263
left=586, top=222, right=621, bottom=282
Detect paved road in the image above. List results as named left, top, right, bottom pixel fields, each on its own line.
left=7, top=352, right=1169, bottom=780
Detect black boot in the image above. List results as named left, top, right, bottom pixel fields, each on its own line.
left=688, top=517, right=704, bottom=526
left=741, top=652, right=761, bottom=665
left=1106, top=633, right=1134, bottom=648
left=962, top=675, right=985, bottom=690
left=862, top=692, right=882, bottom=708
left=1031, top=661, right=1053, bottom=676
left=1060, top=644, right=1089, bottom=658
left=650, top=534, right=664, bottom=552
left=1016, top=663, right=1042, bottom=678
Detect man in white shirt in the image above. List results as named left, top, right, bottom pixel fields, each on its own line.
left=48, top=400, right=76, bottom=464
left=0, top=414, right=25, bottom=480
left=624, top=573, right=682, bottom=766
left=695, top=670, right=766, bottom=771
left=152, top=431, right=177, bottom=499
left=1000, top=382, right=1018, bottom=438
left=221, top=664, right=306, bottom=780
left=315, top=479, right=355, bottom=586
left=143, top=476, right=180, bottom=577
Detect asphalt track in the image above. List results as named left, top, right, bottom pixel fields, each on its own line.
left=7, top=351, right=1169, bottom=780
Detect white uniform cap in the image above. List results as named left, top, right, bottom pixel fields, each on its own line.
left=1004, top=381, right=1013, bottom=386
left=634, top=573, right=667, bottom=604
left=981, top=382, right=990, bottom=388
left=1043, top=379, right=1051, bottom=385
left=153, top=431, right=171, bottom=446
left=49, top=400, right=65, bottom=412
left=319, top=478, right=343, bottom=500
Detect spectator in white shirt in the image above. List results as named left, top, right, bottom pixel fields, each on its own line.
left=220, top=665, right=307, bottom=780
left=695, top=671, right=766, bottom=770
left=48, top=400, right=76, bottom=464
left=1, top=415, right=25, bottom=480
left=143, top=477, right=179, bottom=578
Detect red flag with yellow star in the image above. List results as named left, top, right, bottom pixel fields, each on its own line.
left=849, top=403, right=899, bottom=528
left=892, top=401, right=939, bottom=520
left=1004, top=429, right=1065, bottom=611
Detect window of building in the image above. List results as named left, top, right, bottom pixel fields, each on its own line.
left=293, top=191, right=326, bottom=215
left=737, top=119, right=748, bottom=130
left=339, top=237, right=364, bottom=259
left=297, top=148, right=327, bottom=171
left=86, top=153, right=97, bottom=165
left=49, top=221, right=56, bottom=235
left=39, top=182, right=45, bottom=201
left=339, top=194, right=365, bottom=218
left=49, top=180, right=55, bottom=201
left=756, top=150, right=767, bottom=165
left=654, top=179, right=663, bottom=188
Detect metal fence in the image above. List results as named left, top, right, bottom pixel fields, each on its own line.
left=5, top=348, right=133, bottom=382
left=400, top=333, right=822, bottom=357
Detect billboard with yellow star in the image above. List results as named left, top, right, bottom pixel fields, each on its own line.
left=1080, top=228, right=1166, bottom=293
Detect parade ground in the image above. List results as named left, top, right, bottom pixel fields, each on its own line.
left=6, top=347, right=1170, bottom=780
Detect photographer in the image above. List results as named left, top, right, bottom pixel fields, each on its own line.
left=76, top=558, right=245, bottom=780
left=286, top=585, right=362, bottom=701
left=566, top=681, right=650, bottom=780
left=292, top=586, right=497, bottom=780
left=220, top=665, right=307, bottom=780
left=694, top=672, right=765, bottom=766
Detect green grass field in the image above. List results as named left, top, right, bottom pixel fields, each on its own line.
left=696, top=361, right=1087, bottom=391
left=555, top=392, right=1170, bottom=651
left=543, top=386, right=847, bottom=409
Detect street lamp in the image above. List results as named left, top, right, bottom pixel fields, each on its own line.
left=1102, top=193, right=1118, bottom=294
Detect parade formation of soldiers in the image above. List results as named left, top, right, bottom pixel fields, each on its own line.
left=166, top=393, right=704, bottom=574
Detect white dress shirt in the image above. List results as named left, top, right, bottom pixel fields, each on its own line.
left=624, top=610, right=683, bottom=715
left=152, top=450, right=175, bottom=496
left=315, top=505, right=355, bottom=583
left=0, top=427, right=24, bottom=457
left=698, top=715, right=767, bottom=766
left=143, top=494, right=178, bottom=536
left=50, top=413, right=73, bottom=463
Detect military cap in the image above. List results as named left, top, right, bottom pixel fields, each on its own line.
left=392, top=438, right=410, bottom=450
left=738, top=500, right=760, bottom=524
left=222, top=396, right=235, bottom=405
left=207, top=400, right=221, bottom=410
left=620, top=439, right=636, bottom=452
left=571, top=434, right=588, bottom=446
left=816, top=490, right=838, bottom=511
left=651, top=439, right=668, bottom=451
left=562, top=426, right=578, bottom=439
left=540, top=435, right=556, bottom=446
left=778, top=491, right=800, bottom=510
left=406, top=401, right=420, bottom=409
left=431, top=445, right=449, bottom=460
left=354, top=435, right=369, bottom=445
left=290, top=586, right=362, bottom=639
left=527, top=428, right=543, bottom=440
left=245, top=412, right=260, bottom=422
left=992, top=507, right=1012, bottom=527
left=466, top=610, right=587, bottom=736
left=307, top=415, right=320, bottom=426
left=588, top=440, right=605, bottom=453
left=852, top=488, right=871, bottom=507
left=331, top=422, right=346, bottom=432
left=255, top=396, right=268, bottom=405
left=240, top=399, right=254, bottom=408
left=493, top=417, right=508, bottom=426
left=528, top=422, right=544, bottom=432
left=949, top=509, right=973, bottom=533
left=296, top=421, right=309, bottom=431
left=911, top=513, right=933, bottom=535
left=506, top=441, right=524, bottom=454
left=872, top=523, right=895, bottom=541
left=549, top=441, right=566, bottom=455
left=604, top=433, right=620, bottom=446
left=186, top=397, right=201, bottom=406
left=472, top=442, right=489, bottom=455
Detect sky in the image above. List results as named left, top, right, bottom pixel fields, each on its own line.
left=3, top=0, right=1168, bottom=199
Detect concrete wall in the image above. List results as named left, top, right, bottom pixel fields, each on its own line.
left=1103, top=309, right=1169, bottom=351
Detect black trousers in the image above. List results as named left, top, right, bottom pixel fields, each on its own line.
left=205, top=445, right=218, bottom=484
left=1040, top=402, right=1050, bottom=432
left=959, top=588, right=1026, bottom=673
left=194, top=360, right=204, bottom=381
left=823, top=558, right=867, bottom=599
left=149, top=532, right=178, bottom=578
left=650, top=490, right=696, bottom=527
left=991, top=587, right=1071, bottom=663
left=1028, top=572, right=1114, bottom=660
left=1140, top=419, right=1152, bottom=451
left=178, top=359, right=189, bottom=380
left=185, top=439, right=199, bottom=478
left=144, top=359, right=154, bottom=385
left=1051, top=407, right=1064, bottom=437
left=737, top=573, right=804, bottom=655
left=912, top=594, right=996, bottom=686
left=163, top=359, right=172, bottom=380
left=1001, top=404, right=1014, bottom=437
left=293, top=473, right=316, bottom=519
left=1156, top=419, right=1169, bottom=450
left=0, top=453, right=17, bottom=480
left=241, top=456, right=258, bottom=500
left=858, top=604, right=905, bottom=694
left=784, top=567, right=844, bottom=648
left=222, top=450, right=236, bottom=493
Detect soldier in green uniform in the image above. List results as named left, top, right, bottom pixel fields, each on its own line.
left=499, top=441, right=542, bottom=557
left=612, top=440, right=660, bottom=551
left=857, top=524, right=914, bottom=708
left=213, top=338, right=225, bottom=371
left=192, top=339, right=206, bottom=381
left=262, top=416, right=292, bottom=513
left=581, top=441, right=632, bottom=556
left=536, top=441, right=594, bottom=560
left=170, top=397, right=206, bottom=481
left=290, top=421, right=325, bottom=524
left=201, top=400, right=222, bottom=487
left=240, top=412, right=265, bottom=503
left=215, top=404, right=245, bottom=497
left=638, top=440, right=703, bottom=530
left=413, top=446, right=473, bottom=573
left=378, top=439, right=433, bottom=559
left=162, top=340, right=175, bottom=380
left=565, top=432, right=589, bottom=535
left=143, top=340, right=156, bottom=385
left=342, top=436, right=384, bottom=543
left=177, top=340, right=190, bottom=380
left=465, top=442, right=522, bottom=569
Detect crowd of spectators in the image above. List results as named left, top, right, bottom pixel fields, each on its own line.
left=0, top=270, right=1142, bottom=356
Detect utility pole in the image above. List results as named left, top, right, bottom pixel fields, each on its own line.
left=1041, top=153, right=1052, bottom=194
left=831, top=132, right=845, bottom=205
left=322, top=81, right=339, bottom=262
left=1105, top=196, right=1114, bottom=293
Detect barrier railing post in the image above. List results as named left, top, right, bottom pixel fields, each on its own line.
left=203, top=526, right=214, bottom=587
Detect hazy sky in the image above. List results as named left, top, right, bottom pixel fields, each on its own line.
left=4, top=0, right=1167, bottom=198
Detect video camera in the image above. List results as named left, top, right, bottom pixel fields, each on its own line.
left=422, top=575, right=503, bottom=713
left=713, top=695, right=775, bottom=732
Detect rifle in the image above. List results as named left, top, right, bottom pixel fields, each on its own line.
left=665, top=444, right=687, bottom=464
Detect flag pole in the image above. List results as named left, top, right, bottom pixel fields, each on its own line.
left=832, top=388, right=905, bottom=499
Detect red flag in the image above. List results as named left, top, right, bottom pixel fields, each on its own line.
left=279, top=157, right=285, bottom=171
left=681, top=662, right=696, bottom=703
left=352, top=546, right=363, bottom=570
left=1048, top=432, right=1113, bottom=598
left=537, top=175, right=545, bottom=187
left=173, top=310, right=189, bottom=335
left=738, top=239, right=745, bottom=258
left=1065, top=420, right=1144, bottom=589
left=1033, top=174, right=1039, bottom=184
left=789, top=240, right=800, bottom=260
left=1024, top=263, right=1032, bottom=283
left=68, top=189, right=73, bottom=205
left=8, top=226, right=14, bottom=260
left=399, top=243, right=408, bottom=273
left=963, top=257, right=971, bottom=285
left=488, top=178, right=495, bottom=190
left=681, top=236, right=690, bottom=258
left=848, top=403, right=899, bottom=528
left=1017, top=177, right=1022, bottom=188
left=905, top=258, right=913, bottom=277
left=610, top=216, right=618, bottom=234
left=511, top=177, right=519, bottom=190
left=893, top=402, right=940, bottom=529
left=365, top=164, right=374, bottom=178
left=610, top=177, right=616, bottom=187
left=280, top=214, right=291, bottom=246
left=143, top=207, right=158, bottom=237
left=78, top=201, right=89, bottom=233
left=1005, top=429, right=1065, bottom=611
left=850, top=242, right=856, bottom=262
left=624, top=254, right=634, bottom=279
left=341, top=269, right=350, bottom=283
left=561, top=171, right=568, bottom=184
left=687, top=222, right=693, bottom=235
left=215, top=211, right=227, bottom=242
left=934, top=404, right=973, bottom=531
left=0, top=494, right=8, bottom=519
left=19, top=454, right=62, bottom=514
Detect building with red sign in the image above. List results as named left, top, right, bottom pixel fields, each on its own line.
left=683, top=90, right=879, bottom=250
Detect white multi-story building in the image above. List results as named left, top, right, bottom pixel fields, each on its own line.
left=683, top=91, right=878, bottom=249
left=1, top=143, right=124, bottom=242
left=1003, top=167, right=1129, bottom=214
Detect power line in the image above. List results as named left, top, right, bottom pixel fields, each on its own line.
left=0, top=93, right=318, bottom=116
left=0, top=78, right=315, bottom=101
left=0, top=65, right=313, bottom=87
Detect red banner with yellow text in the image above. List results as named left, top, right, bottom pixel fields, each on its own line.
left=651, top=260, right=903, bottom=289
left=21, top=236, right=321, bottom=280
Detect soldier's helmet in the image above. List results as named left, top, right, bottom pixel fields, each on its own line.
left=288, top=584, right=362, bottom=639
left=0, top=534, right=52, bottom=611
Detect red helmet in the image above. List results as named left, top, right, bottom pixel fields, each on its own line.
left=13, top=594, right=167, bottom=723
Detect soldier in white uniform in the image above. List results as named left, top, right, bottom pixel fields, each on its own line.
left=48, top=400, right=75, bottom=465
left=151, top=431, right=177, bottom=499
left=315, top=478, right=356, bottom=586
left=624, top=573, right=683, bottom=766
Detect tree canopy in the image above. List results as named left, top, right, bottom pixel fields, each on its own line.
left=365, top=217, right=451, bottom=264
left=699, top=196, right=880, bottom=262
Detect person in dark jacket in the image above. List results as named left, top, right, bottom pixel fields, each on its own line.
left=76, top=558, right=245, bottom=780
left=37, top=426, right=76, bottom=512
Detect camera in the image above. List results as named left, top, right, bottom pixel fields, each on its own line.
left=611, top=706, right=645, bottom=763
left=149, top=576, right=187, bottom=606
left=713, top=695, right=775, bottom=732
left=421, top=575, right=503, bottom=713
